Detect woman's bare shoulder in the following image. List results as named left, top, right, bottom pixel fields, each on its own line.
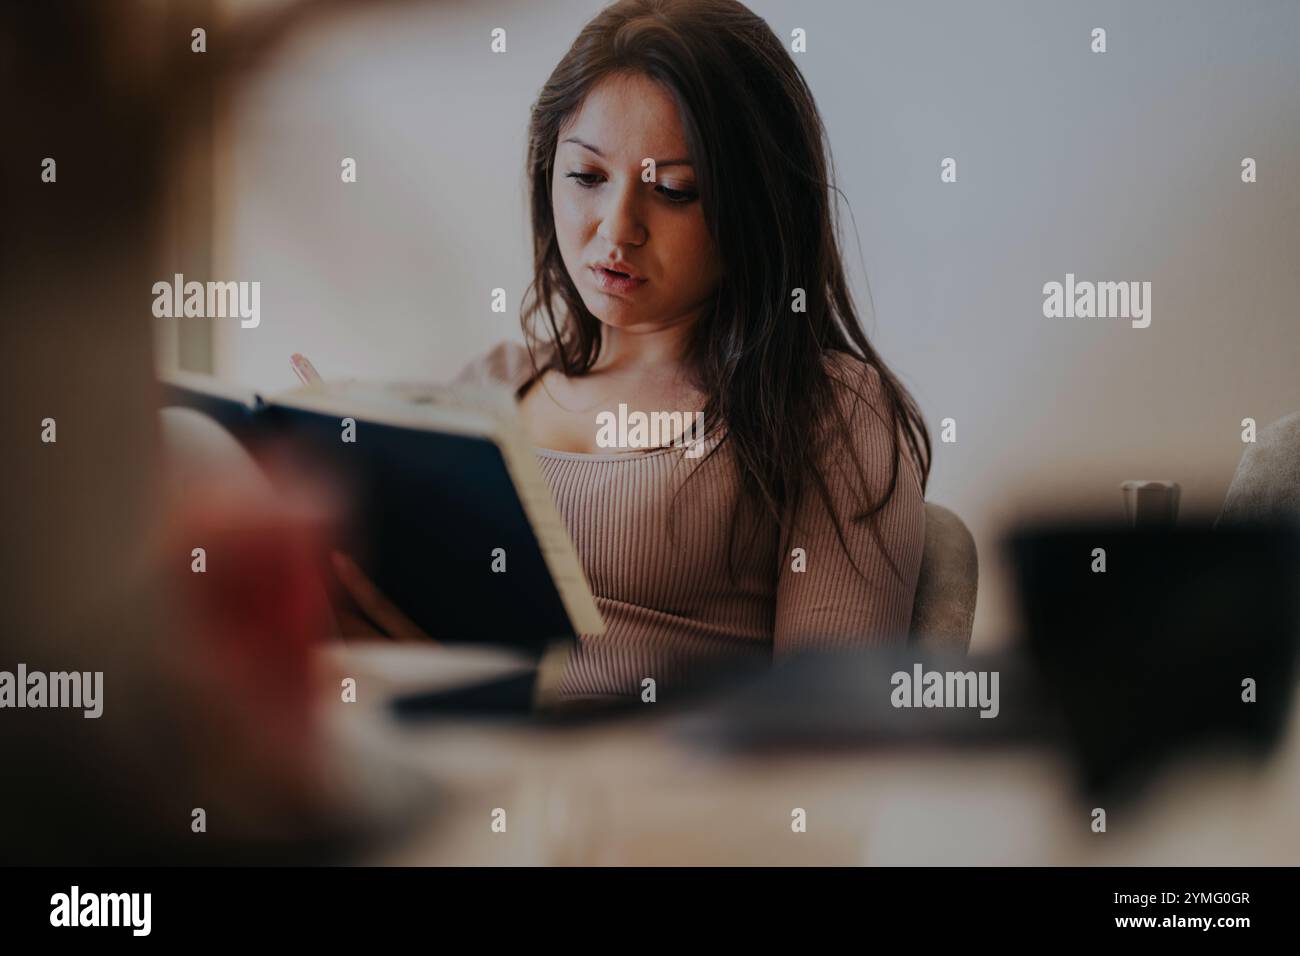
left=452, top=339, right=544, bottom=390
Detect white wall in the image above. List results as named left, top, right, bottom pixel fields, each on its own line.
left=215, top=0, right=1300, bottom=648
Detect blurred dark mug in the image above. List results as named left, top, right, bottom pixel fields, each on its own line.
left=1007, top=518, right=1300, bottom=795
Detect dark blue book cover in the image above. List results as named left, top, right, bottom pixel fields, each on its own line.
left=158, top=373, right=603, bottom=658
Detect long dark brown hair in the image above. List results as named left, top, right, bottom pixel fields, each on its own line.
left=522, top=0, right=931, bottom=583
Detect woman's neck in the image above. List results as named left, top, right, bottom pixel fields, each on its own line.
left=592, top=314, right=698, bottom=376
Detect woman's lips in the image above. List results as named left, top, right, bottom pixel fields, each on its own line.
left=590, top=265, right=648, bottom=295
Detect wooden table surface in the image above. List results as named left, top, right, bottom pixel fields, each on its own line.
left=314, top=644, right=1300, bottom=866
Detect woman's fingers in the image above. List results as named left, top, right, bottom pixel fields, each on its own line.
left=329, top=551, right=434, bottom=644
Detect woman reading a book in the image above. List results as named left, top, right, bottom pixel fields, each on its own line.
left=337, top=0, right=932, bottom=699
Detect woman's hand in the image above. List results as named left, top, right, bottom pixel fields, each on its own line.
left=329, top=551, right=436, bottom=644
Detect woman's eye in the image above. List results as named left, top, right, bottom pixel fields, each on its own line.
left=566, top=171, right=603, bottom=188
left=656, top=184, right=698, bottom=204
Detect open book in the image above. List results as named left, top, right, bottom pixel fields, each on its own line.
left=159, top=370, right=605, bottom=656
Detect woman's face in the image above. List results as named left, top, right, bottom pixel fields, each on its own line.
left=552, top=72, right=722, bottom=334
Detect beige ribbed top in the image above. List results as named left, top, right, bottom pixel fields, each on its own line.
left=455, top=341, right=926, bottom=699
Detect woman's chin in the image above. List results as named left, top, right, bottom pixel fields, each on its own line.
left=583, top=298, right=650, bottom=330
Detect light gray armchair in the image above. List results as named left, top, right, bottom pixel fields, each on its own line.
left=1217, top=410, right=1300, bottom=526
left=908, top=502, right=978, bottom=653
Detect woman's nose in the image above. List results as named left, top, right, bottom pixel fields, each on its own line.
left=596, top=184, right=647, bottom=247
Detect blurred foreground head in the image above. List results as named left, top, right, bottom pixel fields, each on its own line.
left=0, top=0, right=429, bottom=864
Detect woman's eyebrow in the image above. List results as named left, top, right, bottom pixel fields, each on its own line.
left=562, top=136, right=692, bottom=169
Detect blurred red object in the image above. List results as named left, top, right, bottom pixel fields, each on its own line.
left=161, top=487, right=337, bottom=755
